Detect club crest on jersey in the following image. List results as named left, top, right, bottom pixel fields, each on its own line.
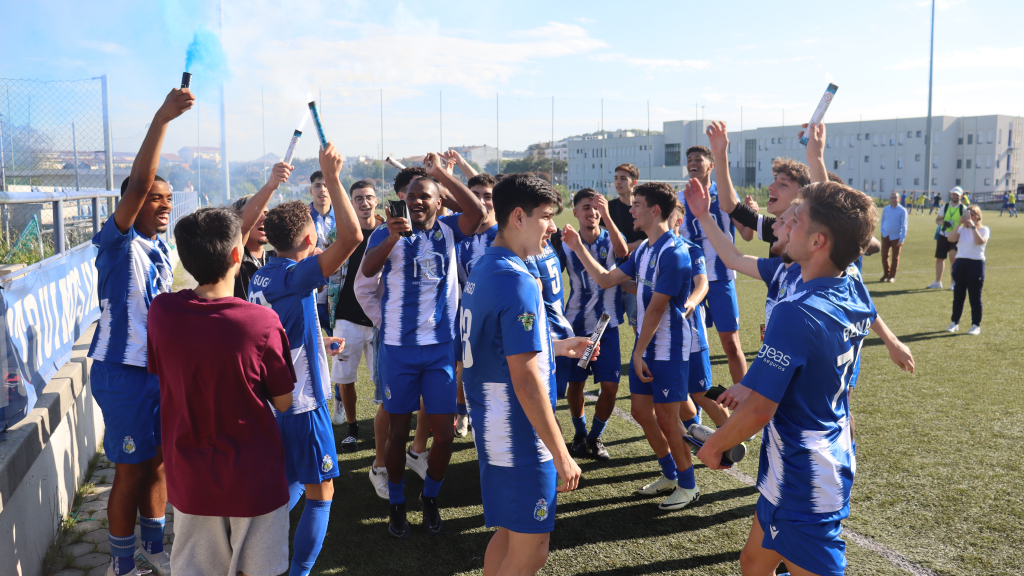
left=322, top=455, right=334, bottom=473
left=649, top=257, right=657, bottom=268
left=122, top=436, right=136, bottom=454
left=385, top=385, right=392, bottom=400
left=534, top=498, right=549, bottom=521
left=433, top=229, right=443, bottom=241
left=599, top=247, right=608, bottom=259
left=518, top=312, right=536, bottom=331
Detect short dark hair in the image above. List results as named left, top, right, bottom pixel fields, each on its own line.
left=120, top=175, right=166, bottom=197
left=394, top=167, right=428, bottom=194
left=615, top=164, right=639, bottom=181
left=350, top=179, right=375, bottom=194
left=633, top=182, right=676, bottom=221
left=492, top=174, right=563, bottom=230
left=572, top=188, right=600, bottom=206
left=263, top=200, right=313, bottom=252
left=174, top=207, right=241, bottom=286
left=409, top=175, right=440, bottom=196
left=826, top=171, right=843, bottom=184
left=310, top=171, right=324, bottom=184
left=800, top=182, right=878, bottom=270
left=685, top=146, right=714, bottom=163
left=672, top=200, right=686, bottom=217
left=230, top=194, right=253, bottom=211
left=772, top=158, right=811, bottom=187
left=467, top=173, right=497, bottom=189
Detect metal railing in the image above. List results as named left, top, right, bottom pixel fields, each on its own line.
left=0, top=187, right=117, bottom=266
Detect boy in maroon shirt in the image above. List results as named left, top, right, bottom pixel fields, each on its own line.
left=147, top=199, right=298, bottom=575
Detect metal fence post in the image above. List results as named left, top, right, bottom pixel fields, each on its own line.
left=53, top=199, right=65, bottom=254
left=101, top=75, right=114, bottom=192
left=92, top=197, right=100, bottom=235
left=0, top=112, right=6, bottom=192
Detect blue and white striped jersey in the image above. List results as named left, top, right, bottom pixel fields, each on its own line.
left=749, top=274, right=876, bottom=514
left=682, top=238, right=709, bottom=353
left=88, top=217, right=173, bottom=367
left=680, top=181, right=738, bottom=283
left=524, top=240, right=574, bottom=340
left=617, top=230, right=692, bottom=361
left=368, top=214, right=467, bottom=347
left=248, top=256, right=329, bottom=415
left=462, top=246, right=555, bottom=467
left=756, top=257, right=803, bottom=328
left=456, top=224, right=498, bottom=286
left=309, top=203, right=335, bottom=249
left=564, top=228, right=624, bottom=335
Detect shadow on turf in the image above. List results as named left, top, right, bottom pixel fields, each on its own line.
left=862, top=330, right=955, bottom=346
left=570, top=551, right=741, bottom=575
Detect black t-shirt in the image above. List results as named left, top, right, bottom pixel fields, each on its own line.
left=730, top=203, right=776, bottom=257
left=603, top=195, right=646, bottom=245
left=234, top=247, right=276, bottom=300
left=334, top=228, right=377, bottom=327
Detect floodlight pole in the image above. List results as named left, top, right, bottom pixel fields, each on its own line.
left=219, top=0, right=230, bottom=200
left=923, top=0, right=936, bottom=199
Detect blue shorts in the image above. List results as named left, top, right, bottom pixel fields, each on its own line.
left=688, top=350, right=712, bottom=394
left=568, top=328, right=621, bottom=384
left=756, top=495, right=847, bottom=576
left=480, top=461, right=557, bottom=534
left=91, top=360, right=161, bottom=464
left=621, top=292, right=638, bottom=329
left=628, top=356, right=688, bottom=403
left=277, top=404, right=340, bottom=485
left=704, top=279, right=740, bottom=333
left=380, top=342, right=456, bottom=414
left=555, top=356, right=573, bottom=399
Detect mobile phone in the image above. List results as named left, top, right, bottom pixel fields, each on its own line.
left=388, top=200, right=413, bottom=237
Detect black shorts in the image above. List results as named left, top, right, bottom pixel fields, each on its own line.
left=935, top=235, right=957, bottom=259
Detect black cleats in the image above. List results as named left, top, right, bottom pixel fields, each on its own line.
left=587, top=437, right=610, bottom=461
left=569, top=433, right=588, bottom=457
left=389, top=503, right=411, bottom=540
left=420, top=494, right=442, bottom=535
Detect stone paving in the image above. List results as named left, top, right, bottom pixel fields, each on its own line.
left=48, top=453, right=174, bottom=576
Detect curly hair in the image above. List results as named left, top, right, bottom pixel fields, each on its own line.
left=394, top=166, right=428, bottom=195
left=263, top=200, right=313, bottom=252
left=772, top=158, right=811, bottom=187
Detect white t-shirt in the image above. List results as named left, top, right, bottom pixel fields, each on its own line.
left=955, top=225, right=990, bottom=260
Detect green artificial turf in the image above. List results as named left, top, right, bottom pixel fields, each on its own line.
left=302, top=208, right=1023, bottom=575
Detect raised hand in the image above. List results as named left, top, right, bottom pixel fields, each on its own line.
left=318, top=143, right=344, bottom=178
left=384, top=204, right=412, bottom=240
left=743, top=195, right=760, bottom=213
left=561, top=224, right=582, bottom=251
left=423, top=152, right=445, bottom=177
left=268, top=162, right=293, bottom=188
left=156, top=88, right=195, bottom=123
left=706, top=121, right=729, bottom=159
left=556, top=337, right=599, bottom=360
left=592, top=194, right=611, bottom=220
left=682, top=179, right=711, bottom=219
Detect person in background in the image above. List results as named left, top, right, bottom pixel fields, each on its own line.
left=879, top=191, right=908, bottom=283
left=1009, top=190, right=1018, bottom=217
left=605, top=164, right=646, bottom=330
left=947, top=205, right=989, bottom=335
left=916, top=191, right=927, bottom=215
left=900, top=191, right=908, bottom=208
left=963, top=192, right=972, bottom=206
left=928, top=187, right=965, bottom=290
left=309, top=170, right=337, bottom=332
left=232, top=191, right=279, bottom=300
left=930, top=191, right=941, bottom=215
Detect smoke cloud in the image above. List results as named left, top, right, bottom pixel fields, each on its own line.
left=184, top=26, right=231, bottom=94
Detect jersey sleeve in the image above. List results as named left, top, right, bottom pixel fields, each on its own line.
left=260, top=323, right=297, bottom=399
left=654, top=246, right=691, bottom=297
left=744, top=301, right=810, bottom=403
left=94, top=216, right=137, bottom=252
left=287, top=255, right=329, bottom=293
left=757, top=257, right=782, bottom=287
left=524, top=255, right=540, bottom=278
left=367, top=225, right=391, bottom=250
left=617, top=249, right=638, bottom=279
left=687, top=245, right=707, bottom=277
left=439, top=213, right=468, bottom=242
left=499, top=272, right=546, bottom=357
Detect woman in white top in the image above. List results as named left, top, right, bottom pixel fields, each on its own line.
left=946, top=205, right=989, bottom=335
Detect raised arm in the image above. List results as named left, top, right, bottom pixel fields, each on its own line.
left=115, top=88, right=194, bottom=233
left=443, top=149, right=479, bottom=179
left=561, top=224, right=631, bottom=288
left=682, top=179, right=761, bottom=279
left=240, top=162, right=292, bottom=246
left=508, top=351, right=581, bottom=492
left=800, top=122, right=828, bottom=184
left=425, top=152, right=484, bottom=236
left=593, top=195, right=629, bottom=258
left=706, top=121, right=739, bottom=215
left=317, top=143, right=364, bottom=278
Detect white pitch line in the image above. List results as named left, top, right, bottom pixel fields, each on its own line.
left=584, top=393, right=939, bottom=576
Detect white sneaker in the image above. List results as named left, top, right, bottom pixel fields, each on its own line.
left=926, top=281, right=943, bottom=289
left=331, top=401, right=346, bottom=425
left=968, top=325, right=982, bottom=335
left=658, top=485, right=700, bottom=511
left=134, top=548, right=171, bottom=576
left=636, top=474, right=677, bottom=496
left=406, top=448, right=429, bottom=481
left=455, top=414, right=470, bottom=438
left=946, top=323, right=959, bottom=333
left=369, top=466, right=389, bottom=500
left=949, top=282, right=955, bottom=291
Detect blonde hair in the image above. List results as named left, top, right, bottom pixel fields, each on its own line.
left=967, top=205, right=983, bottom=222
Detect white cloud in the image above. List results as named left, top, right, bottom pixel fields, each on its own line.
left=890, top=46, right=1024, bottom=70
left=78, top=40, right=128, bottom=55
left=589, top=53, right=711, bottom=73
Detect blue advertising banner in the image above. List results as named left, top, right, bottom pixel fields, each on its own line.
left=1, top=244, right=100, bottom=426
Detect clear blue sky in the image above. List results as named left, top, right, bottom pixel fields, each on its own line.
left=3, top=0, right=1022, bottom=162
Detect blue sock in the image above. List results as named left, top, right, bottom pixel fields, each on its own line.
left=334, top=384, right=340, bottom=400
left=139, top=515, right=165, bottom=554
left=678, top=465, right=696, bottom=490
left=572, top=414, right=587, bottom=437
left=587, top=416, right=607, bottom=439
left=423, top=473, right=443, bottom=499
left=289, top=499, right=332, bottom=576
left=657, top=454, right=678, bottom=481
left=682, top=416, right=699, bottom=431
left=288, top=481, right=306, bottom=511
left=388, top=479, right=405, bottom=505
left=457, top=403, right=468, bottom=416
left=108, top=533, right=136, bottom=575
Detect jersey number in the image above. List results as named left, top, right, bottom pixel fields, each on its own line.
left=833, top=346, right=856, bottom=410
left=461, top=309, right=474, bottom=368
left=545, top=259, right=561, bottom=294
left=249, top=290, right=272, bottom=310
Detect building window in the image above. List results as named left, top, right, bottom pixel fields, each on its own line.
left=987, top=155, right=993, bottom=168
left=977, top=155, right=983, bottom=169
left=957, top=159, right=963, bottom=169
left=880, top=157, right=886, bottom=169
left=848, top=178, right=853, bottom=185
left=866, top=133, right=871, bottom=140
left=932, top=178, right=937, bottom=185
left=999, top=129, right=1003, bottom=144
left=958, top=135, right=964, bottom=145
left=933, top=156, right=938, bottom=169
left=916, top=130, right=922, bottom=137
left=834, top=160, right=840, bottom=170
left=987, top=130, right=993, bottom=143
left=956, top=178, right=961, bottom=186
left=914, top=178, right=921, bottom=185
left=665, top=143, right=681, bottom=166
left=997, top=159, right=1001, bottom=169
left=966, top=159, right=972, bottom=168
left=967, top=134, right=973, bottom=144
left=915, top=154, right=921, bottom=161
left=857, top=134, right=862, bottom=141
left=864, top=155, right=870, bottom=163
left=758, top=161, right=762, bottom=170
left=896, top=178, right=902, bottom=185
left=897, top=157, right=904, bottom=168
left=907, top=131, right=913, bottom=139
left=898, top=133, right=904, bottom=146
left=985, top=178, right=992, bottom=186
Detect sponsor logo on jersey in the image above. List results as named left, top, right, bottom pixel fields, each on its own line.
left=464, top=281, right=475, bottom=295
left=770, top=525, right=779, bottom=539
left=123, top=436, right=136, bottom=454
left=757, top=343, right=791, bottom=370
left=534, top=498, right=549, bottom=521
left=518, top=312, right=536, bottom=331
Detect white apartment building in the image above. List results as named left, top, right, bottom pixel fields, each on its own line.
left=568, top=115, right=1023, bottom=199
